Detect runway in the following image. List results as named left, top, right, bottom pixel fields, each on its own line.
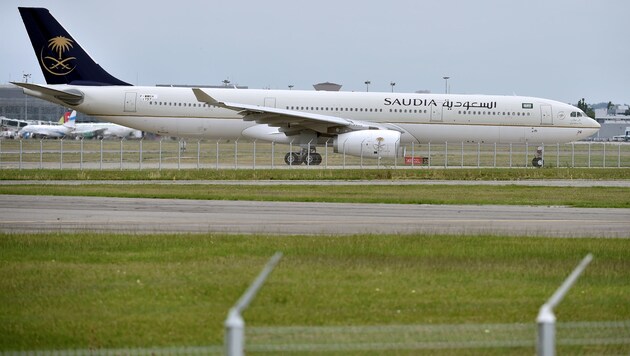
left=1, top=195, right=628, bottom=237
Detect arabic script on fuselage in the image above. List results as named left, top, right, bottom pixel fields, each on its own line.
left=384, top=98, right=497, bottom=110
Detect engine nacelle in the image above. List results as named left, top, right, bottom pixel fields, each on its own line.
left=333, top=130, right=401, bottom=158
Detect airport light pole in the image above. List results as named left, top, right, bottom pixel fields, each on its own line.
left=443, top=76, right=450, bottom=94
left=365, top=80, right=371, bottom=92
left=23, top=73, right=31, bottom=120
left=288, top=85, right=294, bottom=90
left=223, top=79, right=230, bottom=87
left=390, top=82, right=396, bottom=92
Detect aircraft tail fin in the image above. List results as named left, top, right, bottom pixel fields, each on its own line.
left=62, top=110, right=76, bottom=128
left=18, top=7, right=131, bottom=86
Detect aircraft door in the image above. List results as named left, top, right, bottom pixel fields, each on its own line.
left=264, top=97, right=276, bottom=108
left=540, top=104, right=552, bottom=125
left=124, top=92, right=137, bottom=112
left=430, top=103, right=443, bottom=122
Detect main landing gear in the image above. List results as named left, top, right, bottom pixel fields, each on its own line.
left=284, top=148, right=323, bottom=165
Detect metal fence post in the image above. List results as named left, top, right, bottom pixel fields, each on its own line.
left=253, top=140, right=256, bottom=169
left=197, top=140, right=200, bottom=170
left=80, top=138, right=83, bottom=171
left=509, top=143, right=512, bottom=168
left=556, top=143, right=560, bottom=168
left=60, top=139, right=63, bottom=170
left=120, top=139, right=123, bottom=171
left=477, top=142, right=480, bottom=168
left=588, top=142, right=591, bottom=168
left=525, top=142, right=529, bottom=168
left=159, top=138, right=163, bottom=171
left=603, top=143, right=606, bottom=168
left=225, top=252, right=282, bottom=356
left=289, top=140, right=293, bottom=168
left=178, top=139, right=182, bottom=170
left=618, top=144, right=621, bottom=168
left=307, top=140, right=312, bottom=167
left=343, top=141, right=346, bottom=169
left=325, top=139, right=330, bottom=168
left=19, top=139, right=22, bottom=170
left=461, top=142, right=464, bottom=168
left=271, top=141, right=275, bottom=169
left=360, top=139, right=364, bottom=168
left=493, top=143, right=497, bottom=168
left=100, top=139, right=103, bottom=170
left=428, top=142, right=431, bottom=168
left=571, top=142, right=575, bottom=167
left=234, top=138, right=238, bottom=169
left=444, top=142, right=448, bottom=168
left=537, top=254, right=593, bottom=356
left=216, top=139, right=220, bottom=170
left=140, top=139, right=143, bottom=170
left=39, top=140, right=43, bottom=169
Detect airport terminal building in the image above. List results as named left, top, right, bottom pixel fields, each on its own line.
left=0, top=84, right=72, bottom=123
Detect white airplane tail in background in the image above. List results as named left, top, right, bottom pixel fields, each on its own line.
left=62, top=110, right=76, bottom=129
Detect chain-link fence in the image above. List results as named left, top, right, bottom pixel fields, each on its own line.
left=244, top=321, right=630, bottom=353
left=1, top=139, right=629, bottom=169
left=2, top=321, right=627, bottom=355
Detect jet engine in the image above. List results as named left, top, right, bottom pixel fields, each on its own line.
left=333, top=130, right=401, bottom=158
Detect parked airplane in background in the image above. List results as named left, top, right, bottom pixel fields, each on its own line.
left=72, top=122, right=142, bottom=139
left=13, top=7, right=600, bottom=165
left=18, top=110, right=76, bottom=139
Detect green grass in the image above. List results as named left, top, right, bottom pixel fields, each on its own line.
left=1, top=184, right=629, bottom=208
left=1, top=233, right=629, bottom=352
left=0, top=167, right=629, bottom=181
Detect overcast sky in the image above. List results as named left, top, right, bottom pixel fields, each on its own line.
left=1, top=0, right=628, bottom=104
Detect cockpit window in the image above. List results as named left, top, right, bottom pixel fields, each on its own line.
left=570, top=112, right=577, bottom=117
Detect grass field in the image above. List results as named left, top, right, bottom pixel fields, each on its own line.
left=1, top=167, right=628, bottom=353
left=1, top=183, right=629, bottom=208
left=1, top=167, right=629, bottom=181
left=1, top=233, right=629, bottom=353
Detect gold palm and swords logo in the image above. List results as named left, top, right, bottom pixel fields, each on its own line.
left=40, top=36, right=76, bottom=76
left=374, top=137, right=385, bottom=152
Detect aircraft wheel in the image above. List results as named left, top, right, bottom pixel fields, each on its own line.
left=532, top=157, right=544, bottom=168
left=284, top=152, right=302, bottom=165
left=303, top=153, right=315, bottom=165
left=312, top=153, right=322, bottom=165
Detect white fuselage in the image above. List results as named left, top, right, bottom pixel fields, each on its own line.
left=24, top=85, right=600, bottom=145
left=18, top=122, right=71, bottom=138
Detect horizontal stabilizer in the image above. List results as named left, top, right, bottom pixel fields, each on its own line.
left=11, top=82, right=83, bottom=105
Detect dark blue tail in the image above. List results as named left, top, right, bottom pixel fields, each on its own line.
left=19, top=7, right=131, bottom=86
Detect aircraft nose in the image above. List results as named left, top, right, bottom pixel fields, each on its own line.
left=589, top=117, right=601, bottom=129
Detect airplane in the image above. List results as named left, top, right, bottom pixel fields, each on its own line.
left=13, top=7, right=600, bottom=165
left=72, top=122, right=143, bottom=139
left=18, top=110, right=76, bottom=139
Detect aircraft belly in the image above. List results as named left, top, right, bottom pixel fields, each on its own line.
left=93, top=116, right=253, bottom=139
left=399, top=124, right=593, bottom=144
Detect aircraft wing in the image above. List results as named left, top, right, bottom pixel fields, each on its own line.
left=71, top=127, right=107, bottom=139
left=192, top=88, right=390, bottom=135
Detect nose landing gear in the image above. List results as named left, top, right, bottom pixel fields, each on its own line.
left=532, top=146, right=544, bottom=168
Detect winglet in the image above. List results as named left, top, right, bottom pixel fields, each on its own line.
left=192, top=88, right=223, bottom=106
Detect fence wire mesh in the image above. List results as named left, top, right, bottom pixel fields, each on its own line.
left=1, top=139, right=629, bottom=169
left=246, top=320, right=630, bottom=353
left=1, top=321, right=627, bottom=355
